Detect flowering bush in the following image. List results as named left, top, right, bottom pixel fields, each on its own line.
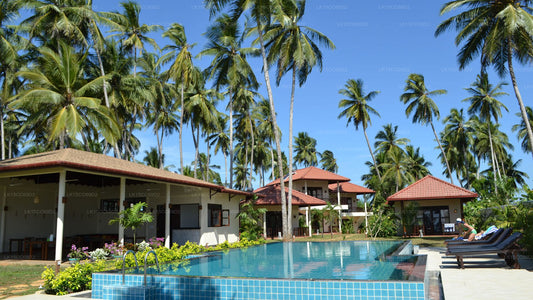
left=89, top=248, right=109, bottom=260
left=67, top=244, right=88, bottom=260
left=136, top=240, right=151, bottom=252
left=148, top=237, right=165, bottom=248
left=104, top=242, right=124, bottom=257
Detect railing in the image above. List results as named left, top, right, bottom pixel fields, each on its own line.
left=143, top=250, right=160, bottom=286
left=122, top=250, right=139, bottom=285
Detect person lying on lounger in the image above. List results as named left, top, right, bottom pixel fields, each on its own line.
left=474, top=225, right=498, bottom=240
left=455, top=218, right=477, bottom=241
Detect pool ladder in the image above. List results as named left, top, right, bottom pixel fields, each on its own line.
left=143, top=250, right=160, bottom=286
left=121, top=250, right=160, bottom=286
left=122, top=250, right=139, bottom=284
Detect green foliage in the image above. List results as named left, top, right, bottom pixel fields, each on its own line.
left=109, top=202, right=153, bottom=244
left=43, top=239, right=265, bottom=295
left=341, top=219, right=355, bottom=234
left=368, top=205, right=398, bottom=238
left=237, top=196, right=267, bottom=241
left=400, top=202, right=419, bottom=237
left=42, top=260, right=106, bottom=295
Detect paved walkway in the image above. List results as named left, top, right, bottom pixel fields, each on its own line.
left=419, top=247, right=533, bottom=300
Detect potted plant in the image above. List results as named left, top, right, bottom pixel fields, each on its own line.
left=67, top=244, right=88, bottom=263
left=104, top=242, right=125, bottom=259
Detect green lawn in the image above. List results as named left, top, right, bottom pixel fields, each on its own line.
left=0, top=264, right=47, bottom=299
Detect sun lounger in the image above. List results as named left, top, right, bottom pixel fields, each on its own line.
left=446, top=228, right=510, bottom=248
left=446, top=232, right=523, bottom=269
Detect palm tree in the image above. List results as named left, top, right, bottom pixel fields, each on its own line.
left=400, top=73, right=453, bottom=183
left=199, top=14, right=258, bottom=189
left=463, top=73, right=508, bottom=185
left=139, top=52, right=179, bottom=169
left=338, top=79, right=382, bottom=181
left=436, top=0, right=533, bottom=159
left=143, top=147, right=161, bottom=168
left=209, top=113, right=230, bottom=186
left=512, top=106, right=533, bottom=154
left=163, top=23, right=196, bottom=173
left=374, top=124, right=410, bottom=156
left=293, top=132, right=319, bottom=168
left=263, top=0, right=334, bottom=236
left=404, top=145, right=431, bottom=181
left=109, top=201, right=153, bottom=245
left=11, top=42, right=119, bottom=149
left=442, top=108, right=475, bottom=186
left=320, top=150, right=338, bottom=173
left=204, top=0, right=291, bottom=240
left=379, top=149, right=414, bottom=193
left=110, top=1, right=162, bottom=76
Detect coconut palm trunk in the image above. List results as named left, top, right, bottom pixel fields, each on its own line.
left=229, top=88, right=234, bottom=188
left=1, top=106, right=4, bottom=160
left=256, top=18, right=289, bottom=240
left=431, top=122, right=454, bottom=184
left=507, top=46, right=533, bottom=159
left=179, top=84, right=185, bottom=173
left=286, top=69, right=296, bottom=236
left=363, top=126, right=381, bottom=181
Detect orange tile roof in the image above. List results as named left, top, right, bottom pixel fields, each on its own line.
left=0, top=148, right=253, bottom=196
left=266, top=166, right=350, bottom=186
left=386, top=175, right=478, bottom=201
left=328, top=182, right=375, bottom=194
left=254, top=185, right=328, bottom=206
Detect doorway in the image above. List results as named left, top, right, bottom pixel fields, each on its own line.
left=420, top=206, right=450, bottom=235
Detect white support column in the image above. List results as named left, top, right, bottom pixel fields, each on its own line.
left=304, top=181, right=308, bottom=194
left=54, top=170, right=66, bottom=262
left=364, top=201, right=369, bottom=236
left=306, top=206, right=312, bottom=237
left=0, top=186, right=6, bottom=252
left=337, top=182, right=342, bottom=233
left=118, top=177, right=126, bottom=245
left=165, top=184, right=171, bottom=248
left=263, top=212, right=267, bottom=239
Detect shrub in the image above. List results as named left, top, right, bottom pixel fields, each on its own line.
left=89, top=248, right=109, bottom=261
left=341, top=219, right=355, bottom=234
left=43, top=239, right=265, bottom=295
left=42, top=260, right=106, bottom=295
left=368, top=206, right=398, bottom=238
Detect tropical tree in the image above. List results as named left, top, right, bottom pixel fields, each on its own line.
left=11, top=42, right=119, bottom=149
left=436, top=0, right=533, bottom=158
left=109, top=201, right=153, bottom=245
left=379, top=148, right=414, bottom=193
left=110, top=0, right=162, bottom=76
left=442, top=108, right=475, bottom=186
left=199, top=14, right=258, bottom=189
left=374, top=124, right=410, bottom=156
left=204, top=0, right=291, bottom=240
left=293, top=132, right=319, bottom=168
left=142, top=147, right=161, bottom=168
left=404, top=145, right=431, bottom=181
left=512, top=106, right=533, bottom=154
left=163, top=23, right=196, bottom=173
left=463, top=73, right=508, bottom=186
left=209, top=113, right=230, bottom=186
left=322, top=202, right=340, bottom=237
left=320, top=150, right=338, bottom=173
left=263, top=0, right=335, bottom=237
left=338, top=78, right=382, bottom=181
left=400, top=73, right=453, bottom=183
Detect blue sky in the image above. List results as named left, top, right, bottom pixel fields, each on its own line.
left=90, top=0, right=533, bottom=188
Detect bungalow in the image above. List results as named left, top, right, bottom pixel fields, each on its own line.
left=254, top=166, right=374, bottom=237
left=387, top=175, right=478, bottom=236
left=0, top=149, right=253, bottom=262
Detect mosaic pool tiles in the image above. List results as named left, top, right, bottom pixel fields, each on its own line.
left=92, top=273, right=425, bottom=299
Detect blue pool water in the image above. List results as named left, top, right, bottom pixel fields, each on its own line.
left=92, top=241, right=427, bottom=299
left=152, top=241, right=414, bottom=281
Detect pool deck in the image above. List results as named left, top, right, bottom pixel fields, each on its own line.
left=5, top=246, right=533, bottom=299
left=419, top=247, right=533, bottom=300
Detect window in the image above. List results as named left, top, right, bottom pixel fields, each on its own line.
left=101, top=199, right=118, bottom=212
left=179, top=204, right=200, bottom=229
left=208, top=204, right=230, bottom=227
left=307, top=187, right=323, bottom=199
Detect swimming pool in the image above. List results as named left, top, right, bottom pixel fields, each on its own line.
left=92, top=241, right=427, bottom=299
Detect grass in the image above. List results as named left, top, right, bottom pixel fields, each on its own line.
left=0, top=264, right=47, bottom=299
